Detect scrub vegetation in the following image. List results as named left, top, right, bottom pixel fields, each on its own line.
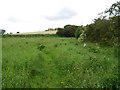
left=2, top=36, right=118, bottom=88
left=2, top=1, right=119, bottom=88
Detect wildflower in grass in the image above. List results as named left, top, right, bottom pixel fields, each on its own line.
left=73, top=67, right=76, bottom=70
left=83, top=43, right=86, bottom=47
left=74, top=78, right=76, bottom=81
left=103, top=56, right=106, bottom=59
left=65, top=86, right=68, bottom=88
left=61, top=82, right=64, bottom=84
left=22, top=38, right=26, bottom=40
left=96, top=43, right=100, bottom=49
left=68, top=70, right=70, bottom=72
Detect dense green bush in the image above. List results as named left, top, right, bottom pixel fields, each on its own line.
left=56, top=28, right=65, bottom=37
left=75, top=26, right=82, bottom=39
left=56, top=25, right=79, bottom=37
left=74, top=16, right=119, bottom=46
left=73, top=1, right=120, bottom=46
left=37, top=44, right=45, bottom=51
left=64, top=25, right=78, bottom=37
left=78, top=27, right=87, bottom=42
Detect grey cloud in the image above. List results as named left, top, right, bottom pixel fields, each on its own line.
left=45, top=7, right=77, bottom=21
left=8, top=17, right=19, bottom=23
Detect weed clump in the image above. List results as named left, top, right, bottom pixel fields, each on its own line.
left=37, top=44, right=45, bottom=51
left=88, top=47, right=100, bottom=53
left=26, top=42, right=28, bottom=44
left=54, top=44, right=58, bottom=47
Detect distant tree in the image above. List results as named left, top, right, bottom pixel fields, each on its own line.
left=48, top=28, right=54, bottom=31
left=64, top=24, right=71, bottom=29
left=10, top=32, right=13, bottom=34
left=56, top=28, right=65, bottom=37
left=0, top=29, right=6, bottom=34
left=56, top=25, right=79, bottom=37
left=105, top=1, right=120, bottom=45
left=45, top=30, right=48, bottom=31
left=64, top=25, right=79, bottom=37
left=55, top=28, right=58, bottom=30
left=105, top=1, right=120, bottom=16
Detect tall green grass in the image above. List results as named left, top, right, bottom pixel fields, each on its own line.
left=0, top=35, right=2, bottom=89
left=2, top=36, right=118, bottom=88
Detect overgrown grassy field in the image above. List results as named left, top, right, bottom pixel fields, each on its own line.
left=2, top=35, right=118, bottom=88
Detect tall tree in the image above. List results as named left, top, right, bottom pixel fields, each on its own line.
left=105, top=1, right=120, bottom=16
left=64, top=25, right=79, bottom=37
left=105, top=1, right=120, bottom=45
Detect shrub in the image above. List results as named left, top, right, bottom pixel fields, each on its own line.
left=37, top=44, right=45, bottom=51
left=78, top=27, right=87, bottom=42
left=88, top=47, right=100, bottom=53
left=56, top=28, right=65, bottom=37
left=64, top=25, right=78, bottom=37
left=54, top=44, right=58, bottom=47
left=56, top=25, right=79, bottom=37
left=75, top=26, right=82, bottom=39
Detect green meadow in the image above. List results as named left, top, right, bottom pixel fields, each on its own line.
left=2, top=35, right=118, bottom=88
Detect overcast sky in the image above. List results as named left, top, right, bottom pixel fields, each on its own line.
left=0, top=0, right=118, bottom=33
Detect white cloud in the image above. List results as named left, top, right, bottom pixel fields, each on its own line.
left=0, top=0, right=118, bottom=33
left=8, top=17, right=19, bottom=23
left=44, top=7, right=77, bottom=20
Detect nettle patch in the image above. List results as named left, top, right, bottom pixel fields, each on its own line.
left=88, top=46, right=100, bottom=53
left=37, top=44, right=45, bottom=51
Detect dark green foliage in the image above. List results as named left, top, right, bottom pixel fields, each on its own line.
left=84, top=16, right=119, bottom=46
left=101, top=1, right=120, bottom=45
left=102, top=77, right=119, bottom=88
left=37, top=44, right=45, bottom=51
left=75, top=26, right=82, bottom=39
left=29, top=53, right=45, bottom=77
left=88, top=47, right=100, bottom=53
left=105, top=1, right=120, bottom=16
left=85, top=18, right=111, bottom=42
left=56, top=25, right=79, bottom=37
left=114, top=46, right=119, bottom=58
left=64, top=25, right=79, bottom=37
left=26, top=42, right=28, bottom=44
left=109, top=16, right=120, bottom=46
left=54, top=44, right=58, bottom=47
left=56, top=28, right=65, bottom=37
left=73, top=1, right=119, bottom=46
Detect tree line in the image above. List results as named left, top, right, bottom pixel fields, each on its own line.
left=56, top=1, right=120, bottom=46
